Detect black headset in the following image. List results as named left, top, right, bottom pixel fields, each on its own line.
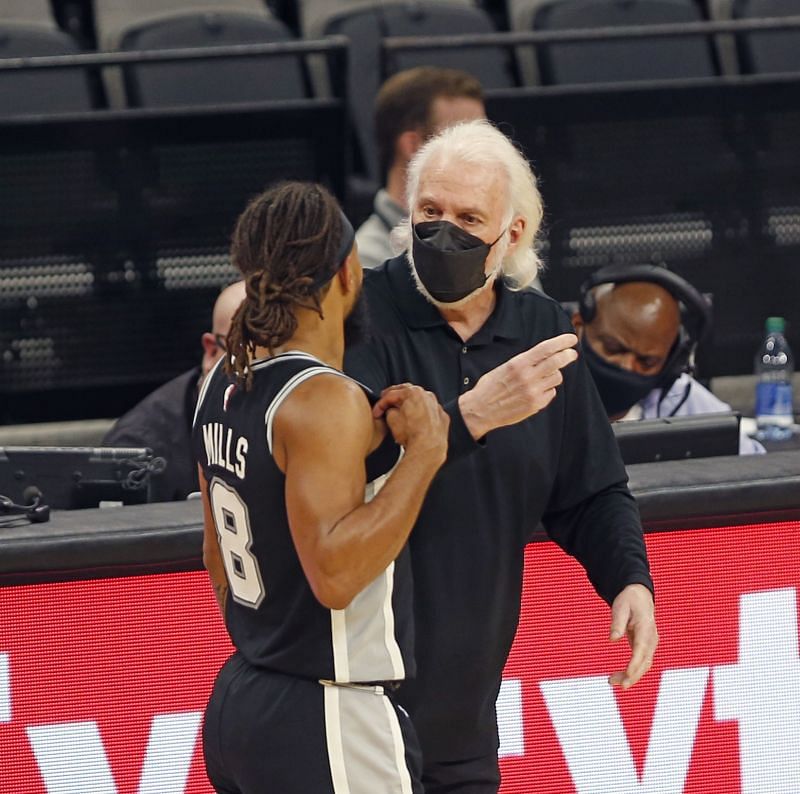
left=0, top=486, right=51, bottom=526
left=578, top=264, right=712, bottom=389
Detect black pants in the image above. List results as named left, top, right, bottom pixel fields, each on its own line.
left=203, top=652, right=423, bottom=793
left=422, top=753, right=501, bottom=794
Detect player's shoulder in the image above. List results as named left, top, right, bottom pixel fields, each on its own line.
left=281, top=369, right=371, bottom=422
left=274, top=370, right=373, bottom=456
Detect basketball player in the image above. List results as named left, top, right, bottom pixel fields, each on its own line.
left=192, top=182, right=449, bottom=793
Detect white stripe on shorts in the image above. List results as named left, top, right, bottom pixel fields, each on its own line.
left=322, top=682, right=415, bottom=794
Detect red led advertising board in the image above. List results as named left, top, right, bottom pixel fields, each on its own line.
left=1, top=520, right=799, bottom=792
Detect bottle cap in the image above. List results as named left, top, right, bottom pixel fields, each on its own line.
left=766, top=316, right=785, bottom=333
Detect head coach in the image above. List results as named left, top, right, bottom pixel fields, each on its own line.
left=344, top=119, right=659, bottom=794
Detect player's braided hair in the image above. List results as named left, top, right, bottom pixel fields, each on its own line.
left=225, top=181, right=343, bottom=389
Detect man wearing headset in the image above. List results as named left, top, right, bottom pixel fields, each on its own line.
left=573, top=265, right=765, bottom=454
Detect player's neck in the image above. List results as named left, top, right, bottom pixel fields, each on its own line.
left=268, top=308, right=345, bottom=371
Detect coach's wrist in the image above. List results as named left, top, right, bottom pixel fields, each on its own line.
left=458, top=390, right=491, bottom=441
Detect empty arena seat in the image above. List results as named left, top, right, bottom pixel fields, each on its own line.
left=116, top=11, right=308, bottom=107
left=302, top=0, right=515, bottom=180
left=505, top=0, right=557, bottom=82
left=0, top=0, right=58, bottom=27
left=0, top=24, right=93, bottom=115
left=531, top=0, right=717, bottom=84
left=92, top=0, right=269, bottom=48
left=92, top=1, right=307, bottom=107
left=733, top=0, right=800, bottom=74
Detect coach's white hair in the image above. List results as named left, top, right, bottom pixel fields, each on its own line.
left=392, top=119, right=544, bottom=290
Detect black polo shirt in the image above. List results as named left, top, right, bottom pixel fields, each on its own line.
left=344, top=255, right=653, bottom=765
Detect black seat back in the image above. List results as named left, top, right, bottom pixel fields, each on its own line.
left=119, top=11, right=309, bottom=107
left=324, top=2, right=515, bottom=180
left=0, top=25, right=93, bottom=115
left=533, top=0, right=717, bottom=84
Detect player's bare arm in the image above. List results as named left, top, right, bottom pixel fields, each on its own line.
left=275, top=374, right=448, bottom=610
left=198, top=464, right=229, bottom=615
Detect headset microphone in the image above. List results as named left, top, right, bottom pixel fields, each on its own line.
left=0, top=485, right=51, bottom=525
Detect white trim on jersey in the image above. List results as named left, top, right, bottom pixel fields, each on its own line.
left=250, top=350, right=322, bottom=371
left=195, top=350, right=326, bottom=431
left=264, top=366, right=350, bottom=454
left=192, top=355, right=226, bottom=429
left=332, top=455, right=405, bottom=683
left=370, top=454, right=406, bottom=681
left=381, top=562, right=405, bottom=681
left=331, top=609, right=351, bottom=682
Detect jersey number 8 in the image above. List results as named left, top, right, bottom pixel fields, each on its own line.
left=209, top=478, right=266, bottom=608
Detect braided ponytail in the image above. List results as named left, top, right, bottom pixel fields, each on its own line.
left=225, top=182, right=344, bottom=388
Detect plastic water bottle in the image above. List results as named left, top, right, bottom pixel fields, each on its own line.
left=755, top=316, right=794, bottom=441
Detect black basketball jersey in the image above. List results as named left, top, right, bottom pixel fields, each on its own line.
left=191, top=351, right=414, bottom=683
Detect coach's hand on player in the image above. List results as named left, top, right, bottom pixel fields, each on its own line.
left=458, top=333, right=578, bottom=441
left=374, top=384, right=449, bottom=467
left=608, top=583, right=659, bottom=690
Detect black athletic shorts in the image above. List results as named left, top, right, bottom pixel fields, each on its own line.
left=203, top=652, right=423, bottom=793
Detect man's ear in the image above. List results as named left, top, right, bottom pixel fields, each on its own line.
left=571, top=311, right=584, bottom=336
left=397, top=129, right=424, bottom=164
left=201, top=331, right=224, bottom=376
left=506, top=215, right=526, bottom=253
left=336, top=263, right=350, bottom=294
left=336, top=246, right=361, bottom=294
left=336, top=256, right=354, bottom=295
left=201, top=331, right=218, bottom=358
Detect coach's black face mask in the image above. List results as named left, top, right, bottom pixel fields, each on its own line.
left=581, top=336, right=664, bottom=418
left=412, top=221, right=501, bottom=303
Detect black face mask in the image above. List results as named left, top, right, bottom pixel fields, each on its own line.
left=411, top=220, right=501, bottom=304
left=581, top=336, right=665, bottom=418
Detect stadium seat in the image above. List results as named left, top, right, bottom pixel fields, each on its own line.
left=529, top=0, right=717, bottom=84
left=301, top=0, right=515, bottom=181
left=116, top=11, right=308, bottom=108
left=505, top=0, right=556, bottom=82
left=0, top=24, right=93, bottom=115
left=92, top=1, right=307, bottom=107
left=93, top=0, right=268, bottom=49
left=507, top=0, right=717, bottom=85
left=0, top=0, right=58, bottom=28
left=733, top=0, right=800, bottom=74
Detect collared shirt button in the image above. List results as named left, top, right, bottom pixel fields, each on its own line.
left=462, top=346, right=468, bottom=354
left=463, top=376, right=470, bottom=386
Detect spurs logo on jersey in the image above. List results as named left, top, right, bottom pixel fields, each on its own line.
left=223, top=383, right=236, bottom=412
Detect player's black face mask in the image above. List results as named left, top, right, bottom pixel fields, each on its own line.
left=411, top=220, right=502, bottom=303
left=581, top=335, right=665, bottom=418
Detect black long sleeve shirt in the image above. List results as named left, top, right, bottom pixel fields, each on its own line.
left=344, top=255, right=653, bottom=765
